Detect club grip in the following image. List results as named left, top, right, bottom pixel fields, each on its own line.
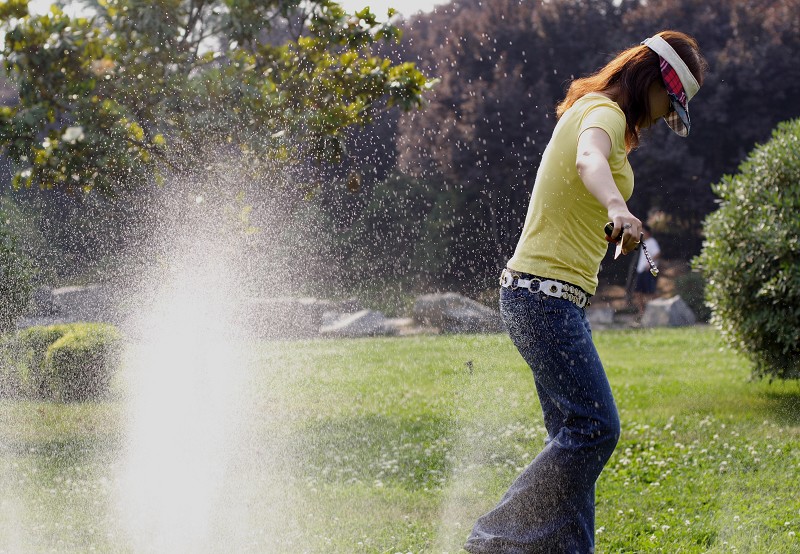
left=604, top=222, right=618, bottom=243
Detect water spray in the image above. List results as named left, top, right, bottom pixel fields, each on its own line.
left=604, top=222, right=659, bottom=277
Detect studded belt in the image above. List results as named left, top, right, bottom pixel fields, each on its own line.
left=499, top=268, right=591, bottom=309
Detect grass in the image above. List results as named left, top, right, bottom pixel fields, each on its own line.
left=1, top=327, right=799, bottom=553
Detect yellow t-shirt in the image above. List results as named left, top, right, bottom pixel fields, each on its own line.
left=506, top=93, right=633, bottom=295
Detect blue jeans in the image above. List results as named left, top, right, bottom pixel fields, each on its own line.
left=464, top=286, right=620, bottom=554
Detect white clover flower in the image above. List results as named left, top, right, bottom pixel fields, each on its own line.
left=62, top=126, right=85, bottom=144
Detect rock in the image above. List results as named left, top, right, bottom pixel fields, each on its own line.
left=586, top=307, right=615, bottom=326
left=321, top=310, right=343, bottom=327
left=641, top=295, right=696, bottom=327
left=50, top=284, right=118, bottom=323
left=412, top=292, right=504, bottom=334
left=382, top=317, right=419, bottom=336
left=17, top=286, right=70, bottom=329
left=28, top=287, right=58, bottom=317
left=319, top=309, right=394, bottom=338
left=336, top=297, right=363, bottom=313
left=241, top=297, right=326, bottom=339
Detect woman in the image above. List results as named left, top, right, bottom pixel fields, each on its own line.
left=464, top=31, right=707, bottom=553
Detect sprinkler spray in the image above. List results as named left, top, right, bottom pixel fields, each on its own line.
left=604, top=222, right=659, bottom=277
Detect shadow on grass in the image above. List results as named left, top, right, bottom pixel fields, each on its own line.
left=757, top=381, right=800, bottom=426
left=5, top=435, right=117, bottom=461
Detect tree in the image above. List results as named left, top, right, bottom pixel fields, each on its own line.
left=0, top=0, right=433, bottom=195
left=392, top=0, right=800, bottom=290
left=0, top=205, right=36, bottom=333
left=695, top=118, right=800, bottom=380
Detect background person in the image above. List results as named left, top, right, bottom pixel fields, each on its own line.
left=464, top=30, right=707, bottom=554
left=633, top=224, right=662, bottom=316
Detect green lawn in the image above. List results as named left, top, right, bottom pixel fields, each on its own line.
left=1, top=327, right=798, bottom=553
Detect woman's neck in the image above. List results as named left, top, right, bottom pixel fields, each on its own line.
left=597, top=85, right=622, bottom=103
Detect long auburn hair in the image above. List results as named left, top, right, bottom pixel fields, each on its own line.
left=556, top=30, right=707, bottom=151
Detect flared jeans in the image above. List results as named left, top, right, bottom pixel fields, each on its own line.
left=465, top=286, right=620, bottom=554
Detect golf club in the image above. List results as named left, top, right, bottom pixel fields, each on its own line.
left=604, top=222, right=660, bottom=277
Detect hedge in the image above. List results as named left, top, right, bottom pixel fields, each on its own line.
left=695, top=118, right=800, bottom=380
left=1, top=323, right=122, bottom=401
left=13, top=324, right=75, bottom=398
left=44, top=324, right=122, bottom=402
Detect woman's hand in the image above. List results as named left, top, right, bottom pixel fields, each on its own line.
left=608, top=209, right=642, bottom=255
left=576, top=127, right=642, bottom=255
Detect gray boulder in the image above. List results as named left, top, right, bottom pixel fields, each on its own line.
left=383, top=317, right=418, bottom=335
left=50, top=284, right=118, bottom=323
left=321, top=310, right=343, bottom=328
left=336, top=297, right=363, bottom=313
left=28, top=286, right=58, bottom=317
left=17, top=283, right=121, bottom=329
left=319, top=309, right=393, bottom=338
left=412, top=292, right=504, bottom=333
left=586, top=307, right=616, bottom=326
left=320, top=298, right=368, bottom=328
left=641, top=295, right=697, bottom=327
left=241, top=297, right=328, bottom=339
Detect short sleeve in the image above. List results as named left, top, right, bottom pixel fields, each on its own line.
left=578, top=104, right=627, bottom=153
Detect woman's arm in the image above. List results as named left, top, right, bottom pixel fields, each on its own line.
left=576, top=127, right=641, bottom=254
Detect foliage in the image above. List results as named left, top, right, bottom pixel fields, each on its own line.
left=0, top=207, right=36, bottom=333
left=318, top=171, right=468, bottom=296
left=0, top=189, right=137, bottom=283
left=0, top=195, right=46, bottom=261
left=44, top=322, right=121, bottom=401
left=4, top=322, right=121, bottom=400
left=11, top=323, right=75, bottom=397
left=0, top=0, right=432, bottom=194
left=695, top=118, right=800, bottom=380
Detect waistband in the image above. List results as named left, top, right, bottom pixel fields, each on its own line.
left=499, top=268, right=591, bottom=309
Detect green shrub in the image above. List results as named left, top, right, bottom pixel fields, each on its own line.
left=14, top=324, right=75, bottom=397
left=695, top=118, right=800, bottom=380
left=44, top=323, right=122, bottom=402
left=674, top=272, right=711, bottom=323
left=3, top=323, right=122, bottom=401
